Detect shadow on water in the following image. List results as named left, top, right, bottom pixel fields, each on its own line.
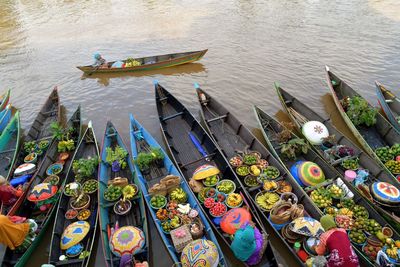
left=80, top=63, right=207, bottom=86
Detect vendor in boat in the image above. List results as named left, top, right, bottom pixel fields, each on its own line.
left=314, top=215, right=360, bottom=267
left=0, top=175, right=19, bottom=206
left=0, top=215, right=37, bottom=251
left=92, top=52, right=108, bottom=68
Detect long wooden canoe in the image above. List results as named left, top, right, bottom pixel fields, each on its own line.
left=2, top=107, right=81, bottom=267
left=194, top=86, right=326, bottom=266
left=325, top=66, right=400, bottom=179
left=254, top=105, right=399, bottom=265
left=49, top=119, right=99, bottom=267
left=98, top=121, right=149, bottom=267
left=0, top=89, right=11, bottom=112
left=0, top=111, right=21, bottom=180
left=275, top=85, right=400, bottom=233
left=77, top=50, right=207, bottom=74
left=375, top=81, right=400, bottom=132
left=1, top=87, right=61, bottom=216
left=156, top=82, right=278, bottom=267
left=130, top=114, right=224, bottom=266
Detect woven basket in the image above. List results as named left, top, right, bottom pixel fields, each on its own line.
left=269, top=202, right=293, bottom=225
left=291, top=204, right=304, bottom=219
left=170, top=225, right=193, bottom=253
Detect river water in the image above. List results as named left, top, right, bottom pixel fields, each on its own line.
left=1, top=0, right=400, bottom=266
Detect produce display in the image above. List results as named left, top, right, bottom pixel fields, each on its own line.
left=244, top=176, right=259, bottom=187
left=82, top=179, right=98, bottom=194
left=170, top=188, right=188, bottom=204
left=161, top=221, right=172, bottom=233
left=263, top=180, right=278, bottom=192
left=64, top=182, right=81, bottom=196
left=365, top=219, right=381, bottom=235
left=264, top=166, right=280, bottom=179
left=156, top=209, right=168, bottom=221
left=226, top=193, right=242, bottom=208
left=216, top=180, right=235, bottom=194
left=375, top=146, right=394, bottom=163
left=229, top=156, right=243, bottom=167
left=204, top=198, right=215, bottom=208
left=65, top=209, right=78, bottom=220
left=277, top=181, right=292, bottom=194
left=335, top=215, right=353, bottom=229
left=255, top=192, right=279, bottom=211
left=385, top=160, right=400, bottom=174
left=209, top=202, right=227, bottom=217
left=216, top=193, right=226, bottom=202
left=44, top=175, right=59, bottom=185
left=341, top=158, right=359, bottom=170
left=328, top=184, right=344, bottom=198
left=150, top=195, right=167, bottom=209
left=104, top=185, right=122, bottom=202
left=77, top=209, right=91, bottom=220
left=337, top=208, right=353, bottom=217
left=202, top=175, right=219, bottom=187
left=206, top=188, right=217, bottom=198
left=310, top=187, right=332, bottom=208
left=353, top=205, right=368, bottom=219
left=324, top=207, right=337, bottom=216
left=243, top=154, right=258, bottom=165
left=257, top=159, right=269, bottom=169
left=349, top=230, right=366, bottom=244
left=249, top=165, right=261, bottom=176
left=236, top=166, right=250, bottom=176
left=339, top=198, right=355, bottom=209
left=170, top=216, right=181, bottom=228
left=122, top=184, right=138, bottom=200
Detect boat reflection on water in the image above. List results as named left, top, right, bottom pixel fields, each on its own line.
left=81, top=63, right=207, bottom=86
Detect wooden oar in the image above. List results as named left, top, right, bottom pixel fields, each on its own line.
left=87, top=66, right=100, bottom=76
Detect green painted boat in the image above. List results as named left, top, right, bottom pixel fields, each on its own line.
left=77, top=49, right=207, bottom=74
left=375, top=81, right=400, bottom=132
left=0, top=111, right=21, bottom=180
left=254, top=105, right=400, bottom=265
left=2, top=107, right=81, bottom=267
left=98, top=121, right=149, bottom=267
left=325, top=66, right=400, bottom=181
left=275, top=84, right=400, bottom=233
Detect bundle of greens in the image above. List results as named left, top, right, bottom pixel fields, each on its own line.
left=345, top=96, right=377, bottom=127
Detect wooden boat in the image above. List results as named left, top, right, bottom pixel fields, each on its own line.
left=194, top=86, right=329, bottom=266
left=254, top=106, right=400, bottom=265
left=325, top=66, right=400, bottom=179
left=156, top=82, right=278, bottom=267
left=2, top=107, right=81, bottom=267
left=375, top=81, right=400, bottom=132
left=48, top=119, right=99, bottom=267
left=0, top=110, right=21, bottom=180
left=0, top=89, right=11, bottom=112
left=0, top=104, right=13, bottom=134
left=77, top=49, right=208, bottom=74
left=98, top=121, right=149, bottom=267
left=275, top=85, right=400, bottom=233
left=130, top=114, right=225, bottom=266
left=1, top=87, right=61, bottom=216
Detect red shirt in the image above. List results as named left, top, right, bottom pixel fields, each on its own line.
left=0, top=185, right=17, bottom=205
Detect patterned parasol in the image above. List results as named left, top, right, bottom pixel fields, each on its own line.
left=192, top=164, right=220, bottom=181
left=302, top=121, right=329, bottom=145
left=371, top=182, right=400, bottom=204
left=14, top=163, right=36, bottom=176
left=27, top=183, right=58, bottom=202
left=220, top=208, right=252, bottom=235
left=289, top=217, right=324, bottom=237
left=110, top=226, right=145, bottom=257
left=181, top=239, right=219, bottom=267
left=60, top=221, right=90, bottom=250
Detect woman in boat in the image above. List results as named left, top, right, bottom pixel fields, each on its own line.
left=0, top=175, right=18, bottom=206
left=0, top=215, right=37, bottom=251
left=92, top=52, right=108, bottom=68
left=314, top=215, right=359, bottom=267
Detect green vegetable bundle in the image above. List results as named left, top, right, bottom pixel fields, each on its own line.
left=345, top=96, right=377, bottom=127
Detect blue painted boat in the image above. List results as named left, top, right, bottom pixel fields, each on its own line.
left=129, top=114, right=226, bottom=266
left=375, top=81, right=400, bottom=132
left=0, top=104, right=12, bottom=134
left=98, top=121, right=149, bottom=267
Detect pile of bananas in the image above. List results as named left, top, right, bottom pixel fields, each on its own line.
left=386, top=247, right=398, bottom=259
left=256, top=192, right=279, bottom=211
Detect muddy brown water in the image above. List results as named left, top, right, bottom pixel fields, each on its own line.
left=1, top=0, right=400, bottom=266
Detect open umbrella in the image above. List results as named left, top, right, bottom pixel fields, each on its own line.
left=110, top=226, right=145, bottom=257
left=192, top=164, right=220, bottom=181
left=14, top=163, right=36, bottom=176
left=181, top=239, right=219, bottom=267
left=27, top=183, right=58, bottom=202
left=60, top=221, right=90, bottom=250
left=302, top=121, right=329, bottom=145
left=289, top=217, right=324, bottom=237
left=220, top=208, right=252, bottom=235
left=370, top=182, right=400, bottom=204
